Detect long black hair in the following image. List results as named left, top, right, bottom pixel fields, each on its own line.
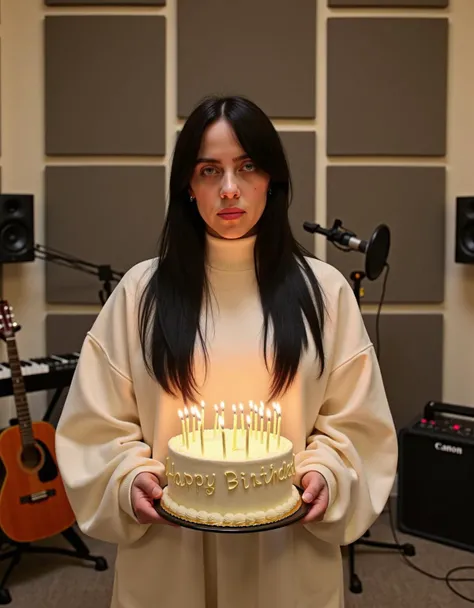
left=138, top=95, right=327, bottom=403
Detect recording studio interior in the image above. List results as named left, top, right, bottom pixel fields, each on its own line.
left=0, top=0, right=473, bottom=606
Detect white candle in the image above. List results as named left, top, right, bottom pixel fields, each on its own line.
left=246, top=414, right=251, bottom=457
left=214, top=404, right=219, bottom=434
left=220, top=401, right=225, bottom=427
left=253, top=404, right=259, bottom=439
left=266, top=408, right=271, bottom=452
left=178, top=409, right=186, bottom=447
left=277, top=406, right=282, bottom=447
left=239, top=403, right=245, bottom=436
left=184, top=406, right=190, bottom=443
left=197, top=411, right=204, bottom=455
left=272, top=402, right=277, bottom=435
left=259, top=405, right=264, bottom=443
left=232, top=404, right=237, bottom=450
left=220, top=415, right=226, bottom=458
left=201, top=400, right=205, bottom=430
left=249, top=400, right=254, bottom=432
left=191, top=406, right=196, bottom=442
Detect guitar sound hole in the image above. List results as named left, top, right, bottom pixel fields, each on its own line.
left=21, top=444, right=42, bottom=469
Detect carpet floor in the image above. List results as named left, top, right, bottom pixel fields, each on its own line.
left=2, top=501, right=473, bottom=607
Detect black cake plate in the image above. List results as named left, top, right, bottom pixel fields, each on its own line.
left=154, top=485, right=311, bottom=534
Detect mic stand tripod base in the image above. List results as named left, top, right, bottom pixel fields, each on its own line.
left=346, top=269, right=416, bottom=594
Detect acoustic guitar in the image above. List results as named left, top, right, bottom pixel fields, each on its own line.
left=0, top=300, right=76, bottom=543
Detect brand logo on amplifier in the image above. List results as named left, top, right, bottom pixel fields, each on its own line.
left=434, top=441, right=463, bottom=455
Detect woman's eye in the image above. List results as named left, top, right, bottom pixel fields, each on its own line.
left=241, top=162, right=256, bottom=172
left=201, top=166, right=218, bottom=176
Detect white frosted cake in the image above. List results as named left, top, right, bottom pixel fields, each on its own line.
left=161, top=420, right=301, bottom=528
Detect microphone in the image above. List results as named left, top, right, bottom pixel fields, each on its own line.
left=303, top=219, right=390, bottom=281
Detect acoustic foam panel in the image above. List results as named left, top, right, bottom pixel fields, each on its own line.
left=326, top=166, right=445, bottom=303
left=328, top=0, right=448, bottom=6
left=363, top=313, right=443, bottom=432
left=279, top=132, right=316, bottom=253
left=46, top=0, right=165, bottom=4
left=45, top=166, right=165, bottom=304
left=45, top=15, right=166, bottom=156
left=327, top=18, right=448, bottom=156
left=177, top=0, right=316, bottom=119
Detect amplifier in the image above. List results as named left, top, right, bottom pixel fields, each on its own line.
left=397, top=400, right=474, bottom=553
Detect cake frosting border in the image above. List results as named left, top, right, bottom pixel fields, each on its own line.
left=160, top=484, right=302, bottom=528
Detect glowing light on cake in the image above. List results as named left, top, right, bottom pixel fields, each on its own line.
left=176, top=401, right=282, bottom=458
left=200, top=400, right=205, bottom=429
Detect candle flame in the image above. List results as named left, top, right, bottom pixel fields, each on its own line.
left=214, top=404, right=219, bottom=412
left=196, top=410, right=201, bottom=421
left=246, top=414, right=251, bottom=426
left=201, top=400, right=205, bottom=407
left=266, top=408, right=271, bottom=420
left=219, top=415, right=224, bottom=429
left=239, top=403, right=244, bottom=412
left=220, top=401, right=225, bottom=410
left=184, top=406, right=189, bottom=416
left=178, top=409, right=184, bottom=419
left=232, top=404, right=237, bottom=413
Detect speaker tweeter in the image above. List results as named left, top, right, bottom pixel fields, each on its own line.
left=0, top=194, right=35, bottom=264
left=455, top=196, right=474, bottom=264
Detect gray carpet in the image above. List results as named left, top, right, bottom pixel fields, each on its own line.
left=2, top=502, right=473, bottom=607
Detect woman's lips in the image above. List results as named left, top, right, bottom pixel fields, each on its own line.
left=217, top=208, right=245, bottom=220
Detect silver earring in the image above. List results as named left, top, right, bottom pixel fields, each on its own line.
left=268, top=188, right=272, bottom=196
left=190, top=195, right=195, bottom=202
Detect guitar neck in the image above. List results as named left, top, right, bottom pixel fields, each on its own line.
left=6, top=336, right=33, bottom=446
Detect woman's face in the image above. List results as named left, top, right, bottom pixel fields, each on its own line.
left=189, top=119, right=270, bottom=240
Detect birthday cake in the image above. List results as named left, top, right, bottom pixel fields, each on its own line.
left=160, top=403, right=302, bottom=528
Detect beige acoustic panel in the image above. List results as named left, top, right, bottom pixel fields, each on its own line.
left=326, top=166, right=445, bottom=303
left=45, top=313, right=98, bottom=426
left=45, top=166, right=165, bottom=304
left=329, top=0, right=448, bottom=6
left=279, top=132, right=316, bottom=253
left=327, top=18, right=448, bottom=156
left=362, top=313, right=443, bottom=432
left=177, top=0, right=316, bottom=119
left=45, top=16, right=166, bottom=155
left=46, top=0, right=165, bottom=4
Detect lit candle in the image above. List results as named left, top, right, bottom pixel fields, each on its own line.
left=266, top=408, right=271, bottom=452
left=253, top=404, right=259, bottom=439
left=220, top=401, right=225, bottom=427
left=197, top=411, right=204, bottom=455
left=246, top=414, right=251, bottom=457
left=191, top=406, right=196, bottom=442
left=259, top=405, right=264, bottom=443
left=277, top=405, right=282, bottom=447
left=178, top=409, right=187, bottom=446
left=249, top=400, right=254, bottom=432
left=239, top=403, right=245, bottom=436
left=220, top=415, right=226, bottom=458
left=232, top=404, right=237, bottom=451
left=272, top=403, right=277, bottom=435
left=201, top=400, right=205, bottom=430
left=214, top=404, right=219, bottom=435
left=184, top=406, right=190, bottom=442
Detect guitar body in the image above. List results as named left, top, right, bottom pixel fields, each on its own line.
left=0, top=420, right=76, bottom=543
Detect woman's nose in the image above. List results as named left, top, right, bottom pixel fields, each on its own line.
left=220, top=174, right=240, bottom=199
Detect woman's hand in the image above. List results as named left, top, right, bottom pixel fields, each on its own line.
left=299, top=471, right=330, bottom=524
left=131, top=472, right=177, bottom=526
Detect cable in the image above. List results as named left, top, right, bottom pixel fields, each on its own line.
left=338, top=245, right=474, bottom=602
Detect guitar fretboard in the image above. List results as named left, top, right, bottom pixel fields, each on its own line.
left=6, top=336, right=34, bottom=446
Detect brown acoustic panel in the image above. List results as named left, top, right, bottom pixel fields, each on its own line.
left=279, top=132, right=316, bottom=253
left=362, top=313, right=443, bottom=432
left=45, top=16, right=166, bottom=156
left=45, top=166, right=165, bottom=304
left=45, top=313, right=98, bottom=426
left=329, top=0, right=448, bottom=6
left=46, top=0, right=165, bottom=4
left=177, top=0, right=316, bottom=119
left=327, top=18, right=448, bottom=156
left=326, top=166, right=445, bottom=303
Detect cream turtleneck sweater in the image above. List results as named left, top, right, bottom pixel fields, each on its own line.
left=55, top=233, right=398, bottom=608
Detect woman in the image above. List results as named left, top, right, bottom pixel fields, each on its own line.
left=55, top=95, right=398, bottom=608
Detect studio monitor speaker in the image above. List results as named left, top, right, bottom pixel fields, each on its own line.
left=0, top=194, right=35, bottom=263
left=455, top=196, right=474, bottom=264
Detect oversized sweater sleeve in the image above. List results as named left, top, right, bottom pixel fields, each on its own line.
left=295, top=263, right=398, bottom=546
left=55, top=263, right=164, bottom=546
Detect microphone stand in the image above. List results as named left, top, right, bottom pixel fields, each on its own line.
left=303, top=219, right=415, bottom=595
left=34, top=244, right=124, bottom=305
